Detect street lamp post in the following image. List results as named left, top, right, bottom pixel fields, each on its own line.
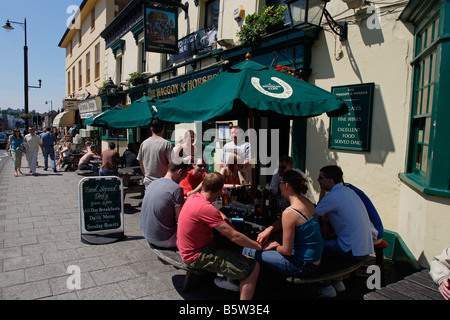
left=3, top=18, right=42, bottom=129
left=45, top=100, right=53, bottom=128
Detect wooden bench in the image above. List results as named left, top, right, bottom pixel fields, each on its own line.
left=148, top=243, right=213, bottom=292
left=286, top=255, right=370, bottom=284
left=77, top=169, right=95, bottom=176
left=364, top=269, right=444, bottom=300
left=123, top=181, right=145, bottom=197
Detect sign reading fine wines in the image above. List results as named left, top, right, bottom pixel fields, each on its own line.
left=78, top=177, right=124, bottom=244
left=329, top=83, right=375, bottom=152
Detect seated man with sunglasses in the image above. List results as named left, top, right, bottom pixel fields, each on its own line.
left=179, top=158, right=208, bottom=198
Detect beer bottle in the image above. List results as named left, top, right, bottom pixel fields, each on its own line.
left=254, top=185, right=263, bottom=218
left=222, top=188, right=230, bottom=206
left=231, top=183, right=237, bottom=203
left=262, top=183, right=271, bottom=219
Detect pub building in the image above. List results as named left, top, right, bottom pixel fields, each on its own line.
left=59, top=0, right=450, bottom=268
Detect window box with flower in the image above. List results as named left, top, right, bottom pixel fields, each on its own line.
left=274, top=65, right=304, bottom=80
left=127, top=72, right=147, bottom=87
left=237, top=5, right=288, bottom=47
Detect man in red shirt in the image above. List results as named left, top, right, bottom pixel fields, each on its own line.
left=179, top=158, right=208, bottom=198
left=177, top=172, right=262, bottom=300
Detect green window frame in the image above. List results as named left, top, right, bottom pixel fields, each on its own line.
left=399, top=1, right=450, bottom=197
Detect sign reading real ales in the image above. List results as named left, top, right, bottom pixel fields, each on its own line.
left=82, top=179, right=122, bottom=232
left=329, top=83, right=375, bottom=151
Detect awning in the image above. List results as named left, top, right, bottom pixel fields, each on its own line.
left=52, top=109, right=75, bottom=128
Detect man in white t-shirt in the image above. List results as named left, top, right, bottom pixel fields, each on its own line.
left=24, top=127, right=43, bottom=176
left=137, top=119, right=173, bottom=187
left=220, top=126, right=251, bottom=169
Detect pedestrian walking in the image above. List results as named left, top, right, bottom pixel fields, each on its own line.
left=6, top=129, right=25, bottom=177
left=40, top=127, right=58, bottom=172
left=24, top=127, right=43, bottom=176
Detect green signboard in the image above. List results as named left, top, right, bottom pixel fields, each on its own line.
left=329, top=83, right=375, bottom=151
left=79, top=177, right=124, bottom=244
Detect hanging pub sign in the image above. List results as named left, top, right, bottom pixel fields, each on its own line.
left=78, top=177, right=124, bottom=245
left=144, top=4, right=178, bottom=54
left=329, top=83, right=375, bottom=151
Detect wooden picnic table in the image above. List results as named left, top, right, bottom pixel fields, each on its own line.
left=364, top=269, right=444, bottom=300
left=117, top=166, right=144, bottom=196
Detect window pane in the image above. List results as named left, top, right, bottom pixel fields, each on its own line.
left=415, top=144, right=422, bottom=169
left=421, top=86, right=428, bottom=114
left=417, top=118, right=424, bottom=143
left=415, top=89, right=422, bottom=115
left=423, top=55, right=430, bottom=86
left=424, top=117, right=431, bottom=144
left=428, top=84, right=434, bottom=113
left=206, top=0, right=220, bottom=28
left=417, top=61, right=423, bottom=88
left=421, top=145, right=428, bottom=173
left=426, top=24, right=433, bottom=48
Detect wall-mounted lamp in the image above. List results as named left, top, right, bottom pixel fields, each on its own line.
left=104, top=78, right=120, bottom=96
left=285, top=0, right=347, bottom=41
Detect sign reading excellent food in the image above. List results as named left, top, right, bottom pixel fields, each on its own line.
left=82, top=179, right=122, bottom=232
left=329, top=83, right=375, bottom=151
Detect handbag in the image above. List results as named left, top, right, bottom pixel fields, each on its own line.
left=17, top=145, right=27, bottom=153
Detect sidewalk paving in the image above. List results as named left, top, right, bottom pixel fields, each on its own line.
left=0, top=153, right=395, bottom=301
left=0, top=154, right=235, bottom=300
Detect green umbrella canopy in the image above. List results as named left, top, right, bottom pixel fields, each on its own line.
left=84, top=97, right=159, bottom=129
left=84, top=106, right=124, bottom=127
left=157, top=60, right=348, bottom=123
left=105, top=96, right=159, bottom=129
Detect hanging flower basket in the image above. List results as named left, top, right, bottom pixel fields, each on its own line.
left=19, top=113, right=33, bottom=119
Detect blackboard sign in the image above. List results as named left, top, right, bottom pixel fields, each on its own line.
left=329, top=83, right=375, bottom=151
left=79, top=177, right=124, bottom=244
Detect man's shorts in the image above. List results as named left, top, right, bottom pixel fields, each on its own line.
left=186, top=241, right=256, bottom=281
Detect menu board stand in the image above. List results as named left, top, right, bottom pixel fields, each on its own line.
left=78, top=176, right=124, bottom=245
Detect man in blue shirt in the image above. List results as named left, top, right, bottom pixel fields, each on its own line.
left=315, top=165, right=374, bottom=298
left=40, top=127, right=57, bottom=173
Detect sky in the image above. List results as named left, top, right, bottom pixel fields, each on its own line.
left=0, top=0, right=81, bottom=114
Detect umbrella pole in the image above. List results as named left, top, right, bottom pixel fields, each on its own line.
left=249, top=108, right=256, bottom=201
left=245, top=52, right=257, bottom=201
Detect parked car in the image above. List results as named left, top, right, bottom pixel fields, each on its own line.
left=0, top=133, right=7, bottom=149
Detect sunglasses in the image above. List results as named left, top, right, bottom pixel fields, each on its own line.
left=196, top=165, right=208, bottom=168
left=279, top=165, right=287, bottom=170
